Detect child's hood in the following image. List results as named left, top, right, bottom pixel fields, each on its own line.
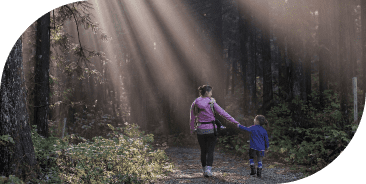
left=194, top=97, right=211, bottom=109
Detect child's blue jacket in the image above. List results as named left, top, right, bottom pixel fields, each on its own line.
left=238, top=124, right=269, bottom=151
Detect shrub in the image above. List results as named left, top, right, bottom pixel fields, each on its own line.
left=217, top=133, right=249, bottom=155
left=266, top=89, right=358, bottom=171
left=27, top=123, right=174, bottom=183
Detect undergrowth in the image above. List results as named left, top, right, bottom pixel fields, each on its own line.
left=217, top=89, right=360, bottom=177
left=1, top=123, right=174, bottom=184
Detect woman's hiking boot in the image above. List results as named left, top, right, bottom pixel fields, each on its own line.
left=250, top=165, right=256, bottom=176
left=257, top=168, right=262, bottom=178
left=205, top=166, right=213, bottom=177
left=203, top=166, right=207, bottom=176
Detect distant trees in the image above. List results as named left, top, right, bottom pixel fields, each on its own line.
left=15, top=0, right=365, bottom=141
left=218, top=0, right=365, bottom=127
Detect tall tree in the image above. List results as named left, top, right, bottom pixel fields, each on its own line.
left=210, top=0, right=225, bottom=110
left=362, top=0, right=366, bottom=104
left=259, top=0, right=273, bottom=115
left=238, top=0, right=250, bottom=114
left=318, top=0, right=331, bottom=107
left=34, top=12, right=51, bottom=138
left=339, top=0, right=349, bottom=127
left=250, top=26, right=258, bottom=113
left=0, top=39, right=37, bottom=179
left=348, top=1, right=357, bottom=78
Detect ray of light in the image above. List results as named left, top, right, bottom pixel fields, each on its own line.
left=59, top=0, right=230, bottom=130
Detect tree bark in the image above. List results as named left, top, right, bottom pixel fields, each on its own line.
left=339, top=0, right=349, bottom=127
left=348, top=1, right=357, bottom=78
left=210, top=0, right=226, bottom=112
left=226, top=62, right=230, bottom=95
left=362, top=0, right=366, bottom=104
left=260, top=0, right=273, bottom=115
left=34, top=12, right=51, bottom=138
left=239, top=0, right=250, bottom=114
left=251, top=27, right=258, bottom=113
left=0, top=38, right=38, bottom=179
left=318, top=0, right=330, bottom=107
left=304, top=40, right=312, bottom=102
left=230, top=44, right=237, bottom=95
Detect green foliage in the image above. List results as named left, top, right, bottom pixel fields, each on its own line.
left=0, top=134, right=15, bottom=145
left=29, top=123, right=173, bottom=183
left=266, top=89, right=358, bottom=171
left=0, top=175, right=25, bottom=184
left=217, top=134, right=249, bottom=155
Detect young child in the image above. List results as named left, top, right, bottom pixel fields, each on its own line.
left=237, top=115, right=269, bottom=178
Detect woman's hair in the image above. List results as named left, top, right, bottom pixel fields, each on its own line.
left=198, top=85, right=213, bottom=96
left=255, top=115, right=268, bottom=126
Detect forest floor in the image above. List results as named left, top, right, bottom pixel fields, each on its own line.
left=149, top=134, right=306, bottom=184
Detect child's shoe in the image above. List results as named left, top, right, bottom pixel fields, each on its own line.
left=257, top=168, right=262, bottom=178
left=250, top=165, right=256, bottom=176
left=202, top=166, right=207, bottom=176
left=205, top=166, right=213, bottom=177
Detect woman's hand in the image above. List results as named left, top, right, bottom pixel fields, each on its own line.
left=191, top=129, right=197, bottom=135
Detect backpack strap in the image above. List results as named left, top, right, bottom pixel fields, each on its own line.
left=209, top=98, right=216, bottom=116
left=193, top=99, right=204, bottom=127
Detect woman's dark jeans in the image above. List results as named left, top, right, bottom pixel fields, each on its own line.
left=197, top=133, right=217, bottom=167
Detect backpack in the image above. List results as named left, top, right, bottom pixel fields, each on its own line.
left=193, top=98, right=226, bottom=136
left=209, top=98, right=226, bottom=136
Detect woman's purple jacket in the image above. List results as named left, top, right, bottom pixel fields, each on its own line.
left=190, top=97, right=239, bottom=134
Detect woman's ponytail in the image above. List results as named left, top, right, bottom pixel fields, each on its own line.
left=198, top=85, right=212, bottom=96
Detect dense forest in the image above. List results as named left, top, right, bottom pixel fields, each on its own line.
left=0, top=0, right=365, bottom=183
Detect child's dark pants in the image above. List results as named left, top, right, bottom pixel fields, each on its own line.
left=197, top=133, right=217, bottom=167
left=249, top=148, right=264, bottom=168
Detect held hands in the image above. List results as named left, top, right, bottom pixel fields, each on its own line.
left=236, top=123, right=242, bottom=128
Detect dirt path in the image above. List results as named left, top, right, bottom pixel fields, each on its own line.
left=151, top=135, right=304, bottom=184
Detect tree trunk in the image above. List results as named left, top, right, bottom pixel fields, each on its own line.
left=304, top=40, right=312, bottom=102
left=339, top=0, right=349, bottom=127
left=362, top=0, right=366, bottom=104
left=348, top=1, right=357, bottom=78
left=230, top=44, right=236, bottom=95
left=0, top=38, right=38, bottom=179
left=251, top=26, right=258, bottom=113
left=231, top=60, right=236, bottom=95
left=318, top=0, right=330, bottom=107
left=211, top=0, right=226, bottom=111
left=239, top=1, right=250, bottom=114
left=260, top=0, right=273, bottom=115
left=34, top=12, right=50, bottom=138
left=226, top=62, right=230, bottom=95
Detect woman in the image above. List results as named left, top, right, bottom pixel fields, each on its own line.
left=190, top=85, right=240, bottom=177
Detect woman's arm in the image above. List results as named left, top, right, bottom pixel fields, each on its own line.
left=213, top=103, right=240, bottom=125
